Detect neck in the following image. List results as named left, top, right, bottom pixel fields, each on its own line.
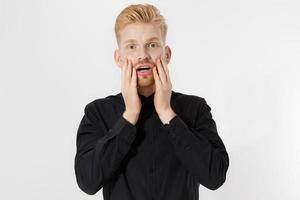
left=138, top=85, right=155, bottom=97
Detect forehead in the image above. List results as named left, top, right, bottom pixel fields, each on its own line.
left=119, top=23, right=163, bottom=44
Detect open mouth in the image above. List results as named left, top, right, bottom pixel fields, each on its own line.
left=137, top=66, right=151, bottom=72
left=136, top=66, right=152, bottom=76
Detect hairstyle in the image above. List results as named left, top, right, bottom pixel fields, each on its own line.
left=114, top=3, right=168, bottom=47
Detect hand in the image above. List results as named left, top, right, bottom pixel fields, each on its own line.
left=153, top=55, right=177, bottom=124
left=121, top=58, right=141, bottom=124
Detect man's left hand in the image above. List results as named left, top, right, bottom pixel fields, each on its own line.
left=153, top=55, right=177, bottom=124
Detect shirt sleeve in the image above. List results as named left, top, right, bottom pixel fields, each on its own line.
left=74, top=102, right=137, bottom=195
left=161, top=98, right=229, bottom=190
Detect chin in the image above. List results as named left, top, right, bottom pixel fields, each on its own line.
left=137, top=78, right=155, bottom=88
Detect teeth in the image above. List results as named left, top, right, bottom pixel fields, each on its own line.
left=138, top=65, right=150, bottom=69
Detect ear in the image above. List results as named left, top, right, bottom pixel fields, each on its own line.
left=164, top=46, right=172, bottom=64
left=114, top=49, right=122, bottom=68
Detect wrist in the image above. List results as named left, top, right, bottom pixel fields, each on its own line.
left=157, top=109, right=177, bottom=124
left=122, top=110, right=139, bottom=125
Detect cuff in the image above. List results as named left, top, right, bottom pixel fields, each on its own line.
left=160, top=115, right=188, bottom=141
left=109, top=115, right=137, bottom=145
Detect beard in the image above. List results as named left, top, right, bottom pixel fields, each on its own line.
left=137, top=74, right=155, bottom=88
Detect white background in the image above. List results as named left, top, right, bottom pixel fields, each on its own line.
left=0, top=0, right=299, bottom=199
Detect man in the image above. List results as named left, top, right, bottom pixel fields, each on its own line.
left=74, top=3, right=229, bottom=200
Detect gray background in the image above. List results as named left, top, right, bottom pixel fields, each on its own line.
left=0, top=0, right=299, bottom=199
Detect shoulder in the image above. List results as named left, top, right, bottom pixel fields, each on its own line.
left=83, top=92, right=122, bottom=114
left=172, top=90, right=207, bottom=108
left=171, top=91, right=211, bottom=125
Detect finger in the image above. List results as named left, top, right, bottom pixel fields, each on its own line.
left=156, top=57, right=167, bottom=84
left=121, top=58, right=127, bottom=86
left=161, top=55, right=170, bottom=82
left=153, top=66, right=161, bottom=86
left=132, top=65, right=137, bottom=87
left=130, top=59, right=134, bottom=78
left=126, top=59, right=132, bottom=80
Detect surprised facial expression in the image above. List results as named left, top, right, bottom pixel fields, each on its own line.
left=114, top=22, right=171, bottom=88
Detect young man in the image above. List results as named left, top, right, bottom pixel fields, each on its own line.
left=74, top=3, right=229, bottom=200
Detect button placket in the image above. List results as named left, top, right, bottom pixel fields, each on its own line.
left=148, top=161, right=156, bottom=200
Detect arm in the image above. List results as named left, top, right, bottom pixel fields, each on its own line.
left=161, top=98, right=229, bottom=190
left=74, top=102, right=137, bottom=195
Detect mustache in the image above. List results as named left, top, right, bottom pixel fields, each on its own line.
left=134, top=61, right=155, bottom=68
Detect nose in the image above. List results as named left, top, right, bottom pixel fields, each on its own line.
left=137, top=47, right=150, bottom=61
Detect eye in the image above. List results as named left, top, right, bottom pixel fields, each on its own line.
left=148, top=42, right=158, bottom=48
left=127, top=44, right=136, bottom=49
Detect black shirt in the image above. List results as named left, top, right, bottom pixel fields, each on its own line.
left=74, top=90, right=229, bottom=200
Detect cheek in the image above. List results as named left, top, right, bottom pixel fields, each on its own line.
left=122, top=48, right=135, bottom=55
left=149, top=50, right=161, bottom=59
left=153, top=49, right=163, bottom=58
left=119, top=53, right=133, bottom=62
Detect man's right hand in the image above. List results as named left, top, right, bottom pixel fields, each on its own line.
left=121, top=58, right=141, bottom=125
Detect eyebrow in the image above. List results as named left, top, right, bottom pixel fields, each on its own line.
left=124, top=37, right=160, bottom=44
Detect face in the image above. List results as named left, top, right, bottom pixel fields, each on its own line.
left=114, top=22, right=171, bottom=88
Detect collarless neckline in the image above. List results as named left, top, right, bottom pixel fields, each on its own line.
left=116, top=90, right=176, bottom=105
left=138, top=92, right=155, bottom=102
